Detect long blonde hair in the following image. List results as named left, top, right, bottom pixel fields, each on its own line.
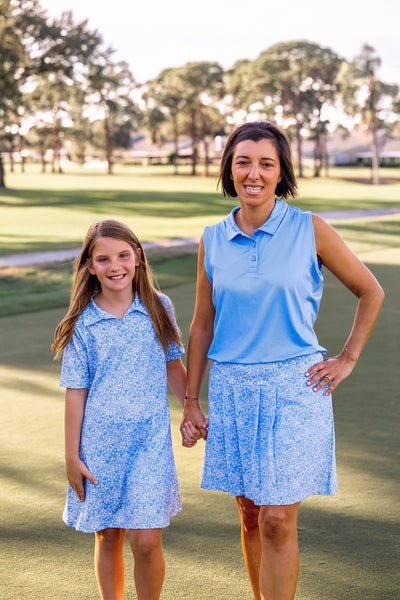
left=52, top=219, right=182, bottom=359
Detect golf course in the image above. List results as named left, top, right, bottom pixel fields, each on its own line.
left=0, top=165, right=399, bottom=599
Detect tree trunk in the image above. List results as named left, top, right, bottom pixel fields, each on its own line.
left=203, top=138, right=209, bottom=177
left=104, top=117, right=113, bottom=175
left=0, top=156, right=6, bottom=189
left=313, top=135, right=322, bottom=177
left=173, top=118, right=179, bottom=175
left=370, top=120, right=380, bottom=185
left=190, top=110, right=198, bottom=176
left=295, top=118, right=303, bottom=178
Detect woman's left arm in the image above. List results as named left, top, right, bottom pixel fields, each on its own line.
left=306, top=215, right=385, bottom=395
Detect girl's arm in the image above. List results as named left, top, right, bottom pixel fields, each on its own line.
left=181, top=237, right=215, bottom=440
left=167, top=358, right=202, bottom=447
left=306, top=215, right=385, bottom=395
left=166, top=358, right=186, bottom=407
left=65, top=388, right=98, bottom=502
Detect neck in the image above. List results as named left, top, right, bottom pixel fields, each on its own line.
left=235, top=200, right=276, bottom=237
left=94, top=288, right=135, bottom=319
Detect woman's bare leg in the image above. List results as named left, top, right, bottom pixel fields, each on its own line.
left=259, top=503, right=300, bottom=600
left=236, top=496, right=262, bottom=600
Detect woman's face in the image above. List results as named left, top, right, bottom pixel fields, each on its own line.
left=230, top=138, right=281, bottom=210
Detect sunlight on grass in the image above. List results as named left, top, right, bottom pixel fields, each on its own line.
left=1, top=164, right=399, bottom=255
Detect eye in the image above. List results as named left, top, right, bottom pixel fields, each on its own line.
left=120, top=252, right=129, bottom=259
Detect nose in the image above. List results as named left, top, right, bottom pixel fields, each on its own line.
left=248, top=162, right=260, bottom=180
left=109, top=257, right=120, bottom=271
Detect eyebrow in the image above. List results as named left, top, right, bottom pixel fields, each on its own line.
left=234, top=154, right=277, bottom=162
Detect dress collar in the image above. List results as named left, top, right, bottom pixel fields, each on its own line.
left=82, top=294, right=149, bottom=326
left=225, top=198, right=288, bottom=240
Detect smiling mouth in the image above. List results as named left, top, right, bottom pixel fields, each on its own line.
left=245, top=185, right=263, bottom=193
left=109, top=274, right=126, bottom=280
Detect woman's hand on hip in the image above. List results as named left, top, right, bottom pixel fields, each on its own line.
left=305, top=351, right=357, bottom=395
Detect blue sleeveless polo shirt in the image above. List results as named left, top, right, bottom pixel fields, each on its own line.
left=203, top=198, right=326, bottom=363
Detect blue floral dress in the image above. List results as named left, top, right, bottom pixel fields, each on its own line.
left=60, top=294, right=183, bottom=533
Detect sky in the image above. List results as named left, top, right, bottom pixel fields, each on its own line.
left=39, top=0, right=400, bottom=87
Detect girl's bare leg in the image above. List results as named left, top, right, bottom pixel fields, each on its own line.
left=259, top=503, right=300, bottom=600
left=236, top=496, right=262, bottom=600
left=129, top=528, right=165, bottom=600
left=95, top=528, right=126, bottom=600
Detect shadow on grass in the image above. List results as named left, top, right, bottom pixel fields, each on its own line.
left=0, top=188, right=231, bottom=217
left=2, top=186, right=400, bottom=216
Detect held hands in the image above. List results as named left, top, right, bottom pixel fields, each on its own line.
left=66, top=457, right=98, bottom=502
left=305, top=349, right=357, bottom=395
left=180, top=400, right=209, bottom=447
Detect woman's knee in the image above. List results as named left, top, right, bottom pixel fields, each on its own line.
left=236, top=496, right=260, bottom=534
left=259, top=504, right=299, bottom=548
left=129, top=529, right=162, bottom=559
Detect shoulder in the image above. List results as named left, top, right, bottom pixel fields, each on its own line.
left=158, top=292, right=173, bottom=309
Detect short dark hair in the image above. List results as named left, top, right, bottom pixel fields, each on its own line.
left=218, top=121, right=298, bottom=199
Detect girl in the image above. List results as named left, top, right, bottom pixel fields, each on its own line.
left=53, top=219, right=197, bottom=600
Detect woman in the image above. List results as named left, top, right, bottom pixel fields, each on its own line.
left=181, top=121, right=384, bottom=600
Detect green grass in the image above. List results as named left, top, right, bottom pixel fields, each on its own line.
left=0, top=257, right=399, bottom=600
left=0, top=163, right=399, bottom=598
left=1, top=163, right=399, bottom=255
left=1, top=215, right=400, bottom=318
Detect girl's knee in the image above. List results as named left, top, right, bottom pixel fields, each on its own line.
left=259, top=505, right=299, bottom=548
left=95, top=528, right=126, bottom=549
left=236, top=496, right=260, bottom=533
left=129, top=529, right=163, bottom=559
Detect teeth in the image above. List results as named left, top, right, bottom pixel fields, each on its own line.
left=109, top=275, right=124, bottom=280
left=246, top=186, right=263, bottom=192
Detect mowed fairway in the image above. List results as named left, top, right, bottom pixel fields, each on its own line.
left=2, top=164, right=400, bottom=255
left=0, top=166, right=399, bottom=599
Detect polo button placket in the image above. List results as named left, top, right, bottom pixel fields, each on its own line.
left=248, top=237, right=258, bottom=272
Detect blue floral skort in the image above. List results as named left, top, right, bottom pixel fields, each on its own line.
left=201, top=353, right=337, bottom=505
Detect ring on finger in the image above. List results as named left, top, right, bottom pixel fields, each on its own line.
left=323, top=375, right=331, bottom=384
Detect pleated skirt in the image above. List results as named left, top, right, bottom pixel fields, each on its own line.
left=201, top=353, right=337, bottom=505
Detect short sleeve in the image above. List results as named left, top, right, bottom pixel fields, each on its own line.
left=59, top=327, right=90, bottom=389
left=159, top=293, right=185, bottom=362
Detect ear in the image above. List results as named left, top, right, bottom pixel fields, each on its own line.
left=88, top=262, right=96, bottom=275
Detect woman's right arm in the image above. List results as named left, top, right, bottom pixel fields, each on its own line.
left=65, top=387, right=98, bottom=502
left=181, top=237, right=215, bottom=440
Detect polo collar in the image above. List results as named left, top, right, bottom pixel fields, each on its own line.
left=225, top=198, right=288, bottom=240
left=82, top=294, right=149, bottom=326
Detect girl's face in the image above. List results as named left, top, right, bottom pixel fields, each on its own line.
left=88, top=236, right=140, bottom=295
left=231, top=138, right=281, bottom=210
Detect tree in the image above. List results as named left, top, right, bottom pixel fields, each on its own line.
left=252, top=41, right=343, bottom=177
left=176, top=62, right=225, bottom=175
left=341, top=44, right=399, bottom=184
left=143, top=68, right=187, bottom=174
left=86, top=48, right=142, bottom=174
left=0, top=0, right=37, bottom=187
left=225, top=59, right=270, bottom=122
